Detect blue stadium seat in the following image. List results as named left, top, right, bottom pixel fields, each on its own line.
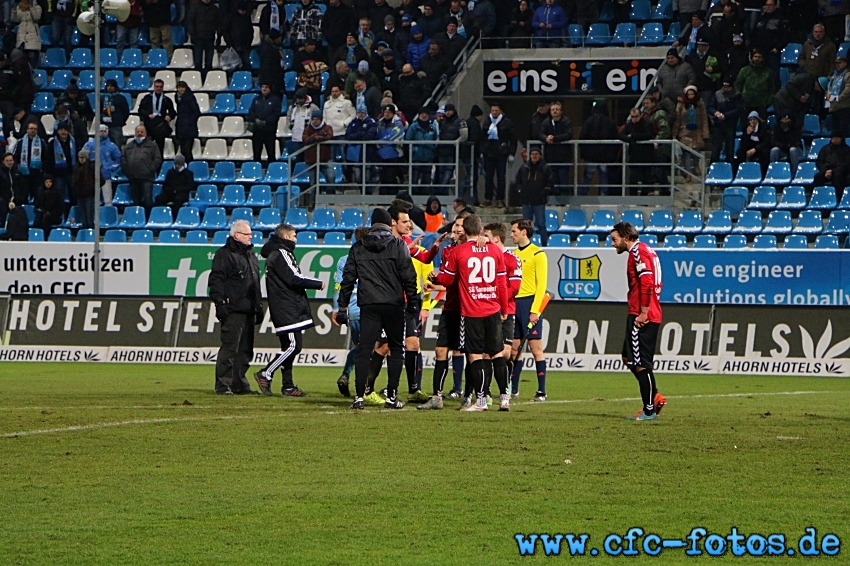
left=662, top=234, right=687, bottom=248
left=761, top=211, right=792, bottom=236
left=32, top=69, right=47, bottom=91
left=172, top=207, right=202, bottom=230
left=252, top=231, right=265, bottom=246
left=209, top=93, right=237, bottom=115
left=22, top=204, right=36, bottom=226
left=324, top=231, right=348, bottom=245
left=747, top=186, right=777, bottom=210
left=762, top=162, right=791, bottom=185
left=620, top=209, right=645, bottom=231
left=585, top=23, right=611, bottom=46
left=171, top=26, right=187, bottom=46
left=643, top=209, right=674, bottom=234
left=780, top=43, right=802, bottom=65
left=297, top=230, right=318, bottom=245
left=675, top=209, right=702, bottom=234
left=531, top=234, right=543, bottom=247
left=723, top=234, right=748, bottom=248
left=722, top=186, right=749, bottom=217
left=664, top=22, right=681, bottom=44
left=230, top=207, right=255, bottom=226
left=143, top=48, right=169, bottom=69
left=78, top=71, right=95, bottom=92
left=159, top=230, right=182, bottom=243
left=752, top=234, right=777, bottom=248
left=637, top=23, right=664, bottom=45
left=559, top=209, right=587, bottom=233
left=42, top=48, right=67, bottom=69
left=308, top=207, right=337, bottom=231
left=99, top=205, right=119, bottom=228
left=733, top=162, right=763, bottom=185
left=255, top=208, right=282, bottom=231
left=284, top=71, right=298, bottom=93
left=146, top=206, right=174, bottom=229
left=67, top=48, right=93, bottom=68
left=599, top=0, right=614, bottom=20
left=219, top=184, right=246, bottom=207
left=802, top=114, right=821, bottom=137
left=807, top=186, right=837, bottom=210
left=102, top=70, right=125, bottom=90
left=191, top=184, right=220, bottom=209
left=131, top=229, right=154, bottom=243
left=199, top=207, right=228, bottom=230
left=840, top=42, right=850, bottom=58
left=692, top=234, right=717, bottom=248
left=31, top=92, right=55, bottom=113
left=246, top=185, right=272, bottom=208
left=824, top=210, right=850, bottom=234
left=630, top=0, right=652, bottom=19
left=188, top=161, right=210, bottom=183
left=236, top=161, right=263, bottom=182
left=118, top=206, right=147, bottom=229
left=210, top=162, right=237, bottom=184
left=281, top=49, right=294, bottom=70
left=639, top=234, right=658, bottom=247
left=228, top=71, right=255, bottom=92
left=291, top=162, right=312, bottom=184
left=776, top=186, right=807, bottom=210
left=48, top=228, right=72, bottom=242
left=545, top=209, right=560, bottom=234
left=156, top=161, right=173, bottom=182
left=586, top=210, right=616, bottom=233
left=118, top=48, right=142, bottom=69
left=793, top=161, right=817, bottom=185
left=652, top=0, right=673, bottom=20
left=815, top=234, right=839, bottom=249
left=137, top=27, right=150, bottom=46
left=249, top=49, right=261, bottom=70
left=62, top=206, right=79, bottom=229
left=731, top=210, right=763, bottom=234
left=284, top=207, right=309, bottom=229
left=547, top=233, right=571, bottom=247
left=47, top=70, right=73, bottom=92
left=575, top=234, right=599, bottom=247
left=212, top=230, right=230, bottom=245
left=76, top=228, right=95, bottom=242
left=705, top=161, right=733, bottom=186
left=39, top=25, right=52, bottom=46
left=264, top=162, right=290, bottom=184
left=337, top=208, right=364, bottom=230
left=235, top=93, right=258, bottom=115
left=783, top=234, right=809, bottom=248
left=568, top=24, right=584, bottom=47
left=103, top=229, right=127, bottom=242
left=792, top=210, right=823, bottom=235
left=612, top=22, right=637, bottom=45
left=28, top=228, right=45, bottom=241
left=808, top=137, right=829, bottom=160
left=184, top=230, right=209, bottom=244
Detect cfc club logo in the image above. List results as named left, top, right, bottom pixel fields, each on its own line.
left=558, top=254, right=601, bottom=300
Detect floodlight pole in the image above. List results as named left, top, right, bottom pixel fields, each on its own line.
left=93, top=0, right=102, bottom=295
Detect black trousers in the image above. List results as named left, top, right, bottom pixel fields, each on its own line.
left=178, top=136, right=195, bottom=162
left=355, top=304, right=406, bottom=398
left=253, top=131, right=277, bottom=164
left=262, top=331, right=303, bottom=390
left=215, top=312, right=255, bottom=394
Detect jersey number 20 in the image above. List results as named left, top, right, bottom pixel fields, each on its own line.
left=468, top=256, right=496, bottom=284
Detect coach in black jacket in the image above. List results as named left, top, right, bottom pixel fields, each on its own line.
left=208, top=219, right=263, bottom=395
left=338, top=208, right=419, bottom=409
left=254, top=224, right=323, bottom=397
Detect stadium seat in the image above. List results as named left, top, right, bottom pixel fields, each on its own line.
left=99, top=205, right=119, bottom=228
left=184, top=230, right=209, bottom=244
left=264, top=163, right=290, bottom=184
left=705, top=161, right=733, bottom=186
left=637, top=23, right=664, bottom=45
left=783, top=234, right=809, bottom=248
left=246, top=185, right=272, bottom=208
left=188, top=161, right=210, bottom=183
left=118, top=206, right=147, bottom=229
left=252, top=231, right=265, bottom=246
left=652, top=0, right=673, bottom=20
left=236, top=162, right=263, bottom=182
left=201, top=71, right=228, bottom=91
left=692, top=234, right=717, bottom=248
left=575, top=234, right=599, bottom=247
left=792, top=210, right=823, bottom=235
left=76, top=229, right=95, bottom=242
left=762, top=162, right=791, bottom=185
left=197, top=116, right=220, bottom=138
left=747, top=186, right=777, bottom=210
left=308, top=207, right=337, bottom=231
left=643, top=210, right=674, bottom=234
left=545, top=209, right=560, bottom=234
left=172, top=206, right=202, bottom=230
left=67, top=47, right=93, bottom=69
left=780, top=43, right=802, bottom=65
left=297, top=230, right=318, bottom=245
left=206, top=162, right=235, bottom=185
left=752, top=234, right=777, bottom=248
left=776, top=186, right=807, bottom=210
left=190, top=184, right=220, bottom=210
left=209, top=93, right=236, bottom=115
left=122, top=115, right=141, bottom=137
left=733, top=162, right=763, bottom=185
left=840, top=42, right=850, bottom=59
left=228, top=139, right=254, bottom=161
left=235, top=93, right=258, bottom=115
left=731, top=210, right=763, bottom=234
left=146, top=206, right=174, bottom=229
left=630, top=0, right=651, bottom=19
left=722, top=186, right=750, bottom=217
left=546, top=233, right=571, bottom=247
left=179, top=71, right=203, bottom=92
left=637, top=233, right=657, bottom=247
left=144, top=49, right=169, bottom=69
left=219, top=184, right=246, bottom=207
left=230, top=207, right=255, bottom=227
left=46, top=70, right=73, bottom=93
left=337, top=208, right=364, bottom=230
left=282, top=49, right=294, bottom=70
left=169, top=48, right=194, bottom=69
left=663, top=22, right=681, bottom=44
left=284, top=207, right=309, bottom=229
left=568, top=24, right=584, bottom=47
left=39, top=25, right=52, bottom=47
left=159, top=230, right=182, bottom=243
left=103, top=229, right=127, bottom=242
left=675, top=209, right=702, bottom=234
left=212, top=230, right=229, bottom=245
left=42, top=48, right=68, bottom=69
left=802, top=114, right=821, bottom=137
left=807, top=186, right=837, bottom=210
left=229, top=71, right=255, bottom=92
left=619, top=209, right=644, bottom=232
left=284, top=71, right=298, bottom=93
left=102, top=70, right=125, bottom=90
left=255, top=208, right=282, bottom=231
left=62, top=206, right=79, bottom=229
left=154, top=161, right=172, bottom=183
left=28, top=228, right=45, bottom=241
left=131, top=229, right=154, bottom=243
left=792, top=162, right=816, bottom=186
left=815, top=234, right=839, bottom=249
left=662, top=234, right=687, bottom=248
left=779, top=67, right=790, bottom=87
left=723, top=234, right=748, bottom=248
left=249, top=48, right=261, bottom=70
left=808, top=137, right=828, bottom=160
left=171, top=25, right=187, bottom=46
left=107, top=182, right=131, bottom=206
left=31, top=92, right=55, bottom=113
left=217, top=116, right=245, bottom=138
left=559, top=209, right=587, bottom=233
left=612, top=23, right=637, bottom=45
left=48, top=228, right=72, bottom=242
left=824, top=210, right=850, bottom=234
left=126, top=71, right=153, bottom=93
left=77, top=71, right=96, bottom=92
left=323, top=231, right=348, bottom=245
left=585, top=210, right=616, bottom=234
left=585, top=23, right=611, bottom=46
left=119, top=48, right=142, bottom=69
left=201, top=139, right=228, bottom=160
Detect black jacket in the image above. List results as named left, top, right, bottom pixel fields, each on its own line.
left=259, top=39, right=285, bottom=94
left=579, top=110, right=619, bottom=162
left=187, top=0, right=222, bottom=41
left=138, top=92, right=177, bottom=138
left=103, top=90, right=130, bottom=128
left=221, top=10, right=255, bottom=50
left=0, top=206, right=28, bottom=241
left=539, top=116, right=573, bottom=165
left=208, top=237, right=263, bottom=317
left=339, top=223, right=418, bottom=309
left=480, top=114, right=518, bottom=158
left=144, top=0, right=173, bottom=27
left=516, top=158, right=552, bottom=206
left=161, top=167, right=195, bottom=203
left=772, top=120, right=802, bottom=154
left=248, top=92, right=282, bottom=134
left=323, top=3, right=358, bottom=49
left=176, top=88, right=201, bottom=138
left=816, top=141, right=850, bottom=173
left=261, top=235, right=323, bottom=333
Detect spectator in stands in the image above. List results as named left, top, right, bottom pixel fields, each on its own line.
left=33, top=174, right=62, bottom=236
left=818, top=0, right=850, bottom=44
left=248, top=82, right=281, bottom=165
left=394, top=14, right=413, bottom=61
left=0, top=153, right=16, bottom=223
left=674, top=0, right=707, bottom=29
left=303, top=109, right=335, bottom=185
left=462, top=104, right=483, bottom=203
left=324, top=85, right=355, bottom=139
left=619, top=107, right=655, bottom=192
left=376, top=15, right=397, bottom=48
left=259, top=0, right=287, bottom=39
left=11, top=120, right=44, bottom=203
left=643, top=95, right=672, bottom=187
left=735, top=110, right=772, bottom=176
left=420, top=41, right=453, bottom=92
left=370, top=0, right=393, bottom=32
left=673, top=10, right=719, bottom=54
left=345, top=60, right=380, bottom=98
left=433, top=18, right=467, bottom=62
left=102, top=79, right=130, bottom=148
left=11, top=0, right=41, bottom=67
left=516, top=145, right=551, bottom=246
left=445, top=0, right=468, bottom=35
left=687, top=39, right=721, bottom=102
left=115, top=0, right=142, bottom=59
left=325, top=60, right=350, bottom=97
left=187, top=0, right=221, bottom=78
left=424, top=196, right=444, bottom=232
left=139, top=79, right=177, bottom=156
left=51, top=0, right=74, bottom=55
left=435, top=0, right=452, bottom=20
left=481, top=101, right=517, bottom=208
left=532, top=0, right=567, bottom=48
left=369, top=41, right=390, bottom=75
left=0, top=199, right=28, bottom=240
left=294, top=39, right=329, bottom=101
left=259, top=29, right=286, bottom=95
left=509, top=0, right=534, bottom=48
left=735, top=48, right=773, bottom=126
left=434, top=103, right=466, bottom=191
left=749, top=0, right=789, bottom=90
left=579, top=100, right=619, bottom=195
left=345, top=102, right=378, bottom=183
left=709, top=77, right=743, bottom=164
left=379, top=57, right=399, bottom=98
left=656, top=49, right=696, bottom=107
left=358, top=17, right=376, bottom=52
left=324, top=0, right=357, bottom=56
left=470, top=0, right=497, bottom=42
left=122, top=125, right=163, bottom=214
left=772, top=72, right=819, bottom=126
left=815, top=130, right=850, bottom=197
left=826, top=56, right=850, bottom=136
left=175, top=80, right=201, bottom=163
left=288, top=88, right=320, bottom=154
left=53, top=104, right=86, bottom=149
left=221, top=1, right=255, bottom=70
left=7, top=107, right=43, bottom=141
left=799, top=24, right=835, bottom=116
left=724, top=33, right=749, bottom=80
left=155, top=154, right=194, bottom=214
left=710, top=1, right=743, bottom=50
left=539, top=100, right=572, bottom=195
left=393, top=0, right=417, bottom=27
left=407, top=25, right=430, bottom=70
left=6, top=49, right=35, bottom=111
left=353, top=75, right=382, bottom=118
left=58, top=81, right=93, bottom=139
left=145, top=0, right=174, bottom=59
left=71, top=148, right=95, bottom=229
left=394, top=63, right=424, bottom=127
left=573, top=0, right=598, bottom=31
left=82, top=125, right=121, bottom=206
left=770, top=112, right=803, bottom=178
left=674, top=85, right=710, bottom=177
left=405, top=107, right=439, bottom=188
left=528, top=100, right=550, bottom=142
left=375, top=104, right=405, bottom=193
left=46, top=122, right=75, bottom=208
left=419, top=2, right=444, bottom=38
left=290, top=0, right=324, bottom=46
left=334, top=32, right=369, bottom=73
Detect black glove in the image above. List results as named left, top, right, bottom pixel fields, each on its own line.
left=255, top=311, right=264, bottom=325
left=215, top=304, right=230, bottom=323
left=336, top=308, right=348, bottom=326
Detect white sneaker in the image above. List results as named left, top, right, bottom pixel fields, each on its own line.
left=499, top=394, right=510, bottom=412
left=464, top=401, right=488, bottom=411
left=458, top=396, right=472, bottom=410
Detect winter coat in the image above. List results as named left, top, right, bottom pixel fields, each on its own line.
left=674, top=98, right=710, bottom=150
left=45, top=135, right=77, bottom=177
left=772, top=120, right=803, bottom=154
left=209, top=237, right=263, bottom=317
left=56, top=91, right=93, bottom=126
left=35, top=184, right=64, bottom=226
left=344, top=70, right=380, bottom=99
left=82, top=137, right=122, bottom=180
left=772, top=73, right=817, bottom=123
left=579, top=110, right=620, bottom=163
left=72, top=161, right=98, bottom=201
left=138, top=92, right=177, bottom=138
left=538, top=116, right=573, bottom=166
left=673, top=0, right=709, bottom=15
left=323, top=95, right=355, bottom=137
left=750, top=9, right=789, bottom=53
left=259, top=39, right=285, bottom=94
left=405, top=118, right=439, bottom=162
left=480, top=114, right=518, bottom=158
left=799, top=38, right=837, bottom=79
left=102, top=91, right=130, bottom=128
left=187, top=0, right=221, bottom=42
left=288, top=101, right=320, bottom=142
left=376, top=118, right=405, bottom=160
left=516, top=158, right=553, bottom=206
left=816, top=140, right=850, bottom=173
left=420, top=51, right=453, bottom=91
left=619, top=116, right=655, bottom=165
left=826, top=68, right=850, bottom=113
left=418, top=13, right=444, bottom=38
left=290, top=2, right=323, bottom=43
left=176, top=88, right=201, bottom=139
left=248, top=92, right=282, bottom=135
left=143, top=0, right=172, bottom=27
left=261, top=235, right=322, bottom=333
left=470, top=0, right=497, bottom=35
left=510, top=6, right=534, bottom=37
left=338, top=223, right=419, bottom=309
left=160, top=167, right=195, bottom=203
left=121, top=138, right=163, bottom=182
left=407, top=36, right=431, bottom=71
left=323, top=3, right=358, bottom=49
left=432, top=32, right=467, bottom=63
left=259, top=1, right=287, bottom=38
left=12, top=5, right=42, bottom=51
left=332, top=43, right=369, bottom=71
left=303, top=122, right=334, bottom=164
left=1, top=206, right=29, bottom=241
left=355, top=86, right=383, bottom=118
left=344, top=114, right=378, bottom=162
left=397, top=73, right=427, bottom=117
left=818, top=0, right=850, bottom=18
left=734, top=62, right=774, bottom=108
left=221, top=9, right=255, bottom=50
left=12, top=135, right=46, bottom=176
left=709, top=87, right=743, bottom=129
left=532, top=4, right=567, bottom=40
left=739, top=122, right=772, bottom=155
left=655, top=60, right=697, bottom=103
left=437, top=113, right=468, bottom=156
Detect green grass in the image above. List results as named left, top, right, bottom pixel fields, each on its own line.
left=1, top=364, right=849, bottom=565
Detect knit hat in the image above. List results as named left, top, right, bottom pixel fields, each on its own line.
left=684, top=85, right=698, bottom=94
left=384, top=14, right=395, bottom=23
left=693, top=9, right=706, bottom=21
left=382, top=104, right=396, bottom=114
left=295, top=87, right=308, bottom=99
left=436, top=106, right=446, bottom=115
left=402, top=14, right=412, bottom=22
left=356, top=102, right=368, bottom=113
left=66, top=80, right=79, bottom=93
left=358, top=60, right=370, bottom=73
left=383, top=59, right=396, bottom=70
left=528, top=144, right=541, bottom=154
left=831, top=129, right=845, bottom=139
left=666, top=48, right=680, bottom=60
left=470, top=104, right=484, bottom=117
left=311, top=109, right=323, bottom=119
left=747, top=110, right=760, bottom=120
left=376, top=40, right=389, bottom=49
left=412, top=24, right=422, bottom=35
left=78, top=148, right=90, bottom=159
left=732, top=33, right=743, bottom=42
left=381, top=93, right=394, bottom=107
left=99, top=124, right=109, bottom=132
left=174, top=154, right=186, bottom=166
left=382, top=48, right=394, bottom=58
left=371, top=207, right=392, bottom=225
left=444, top=103, right=456, bottom=113
left=448, top=17, right=458, bottom=26
left=268, top=28, right=282, bottom=40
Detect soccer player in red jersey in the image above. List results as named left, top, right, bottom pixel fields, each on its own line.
left=434, top=214, right=509, bottom=412
left=610, top=222, right=667, bottom=421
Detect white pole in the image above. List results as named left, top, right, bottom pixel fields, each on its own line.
left=93, top=0, right=102, bottom=295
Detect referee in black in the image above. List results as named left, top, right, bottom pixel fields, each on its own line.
left=338, top=208, right=419, bottom=410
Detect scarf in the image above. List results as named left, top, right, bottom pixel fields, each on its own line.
left=356, top=91, right=365, bottom=110
left=19, top=135, right=42, bottom=176
left=686, top=24, right=701, bottom=55
left=53, top=136, right=76, bottom=170
left=828, top=70, right=845, bottom=102
left=270, top=1, right=281, bottom=31
left=311, top=120, right=325, bottom=129
left=153, top=93, right=163, bottom=116
left=487, top=114, right=502, bottom=139
left=346, top=46, right=357, bottom=69
left=686, top=105, right=697, bottom=130
left=0, top=113, right=5, bottom=149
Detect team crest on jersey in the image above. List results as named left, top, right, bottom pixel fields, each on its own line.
left=557, top=254, right=601, bottom=300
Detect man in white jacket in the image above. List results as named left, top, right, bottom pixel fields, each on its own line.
left=323, top=85, right=355, bottom=139
left=287, top=87, right=320, bottom=151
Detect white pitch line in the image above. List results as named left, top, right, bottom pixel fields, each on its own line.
left=515, top=390, right=834, bottom=406
left=1, top=415, right=250, bottom=438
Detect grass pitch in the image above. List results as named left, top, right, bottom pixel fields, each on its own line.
left=1, top=363, right=849, bottom=565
